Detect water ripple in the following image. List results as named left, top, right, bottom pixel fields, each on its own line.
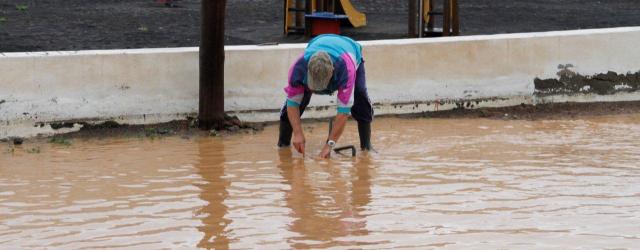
left=2, top=115, right=640, bottom=248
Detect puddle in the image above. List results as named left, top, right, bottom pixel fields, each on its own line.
left=2, top=115, right=640, bottom=248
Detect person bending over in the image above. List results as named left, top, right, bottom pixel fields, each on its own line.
left=278, top=34, right=374, bottom=158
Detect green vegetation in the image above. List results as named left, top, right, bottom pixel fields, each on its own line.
left=0, top=17, right=7, bottom=23
left=209, top=129, right=219, bottom=137
left=5, top=146, right=15, bottom=154
left=49, top=136, right=72, bottom=146
left=141, top=127, right=174, bottom=140
left=26, top=147, right=41, bottom=154
left=15, top=4, right=28, bottom=11
left=143, top=128, right=159, bottom=140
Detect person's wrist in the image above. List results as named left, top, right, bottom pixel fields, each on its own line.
left=327, top=140, right=336, bottom=148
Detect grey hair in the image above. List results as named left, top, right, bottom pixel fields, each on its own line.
left=307, top=51, right=334, bottom=91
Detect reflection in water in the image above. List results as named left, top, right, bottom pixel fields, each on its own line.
left=2, top=115, right=640, bottom=249
left=195, top=139, right=231, bottom=249
left=277, top=150, right=372, bottom=248
left=350, top=155, right=372, bottom=237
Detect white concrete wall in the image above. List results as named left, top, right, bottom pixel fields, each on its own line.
left=2, top=27, right=640, bottom=138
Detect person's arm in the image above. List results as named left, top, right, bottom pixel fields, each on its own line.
left=319, top=56, right=357, bottom=158
left=287, top=106, right=305, bottom=155
left=319, top=113, right=349, bottom=158
left=285, top=55, right=307, bottom=155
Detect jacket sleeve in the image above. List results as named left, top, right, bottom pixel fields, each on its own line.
left=335, top=54, right=357, bottom=114
left=284, top=55, right=307, bottom=107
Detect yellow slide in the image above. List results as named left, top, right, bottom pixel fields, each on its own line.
left=423, top=0, right=431, bottom=22
left=337, top=0, right=366, bottom=28
left=284, top=0, right=366, bottom=34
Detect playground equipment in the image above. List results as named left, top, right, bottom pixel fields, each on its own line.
left=284, top=0, right=367, bottom=35
left=409, top=0, right=459, bottom=37
left=304, top=12, right=349, bottom=36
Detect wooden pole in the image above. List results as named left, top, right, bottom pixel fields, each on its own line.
left=305, top=0, right=312, bottom=36
left=408, top=0, right=416, bottom=37
left=452, top=0, right=459, bottom=35
left=199, top=0, right=227, bottom=129
left=427, top=0, right=434, bottom=31
left=284, top=0, right=288, bottom=34
left=295, top=0, right=304, bottom=28
left=418, top=0, right=424, bottom=38
left=443, top=0, right=451, bottom=36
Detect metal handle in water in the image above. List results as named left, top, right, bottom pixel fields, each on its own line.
left=333, top=145, right=356, bottom=157
left=328, top=119, right=356, bottom=157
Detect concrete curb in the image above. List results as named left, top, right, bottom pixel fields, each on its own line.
left=2, top=27, right=640, bottom=138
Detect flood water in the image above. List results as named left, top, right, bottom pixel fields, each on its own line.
left=2, top=115, right=640, bottom=249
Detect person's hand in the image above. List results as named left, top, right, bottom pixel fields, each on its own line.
left=292, top=132, right=305, bottom=155
left=318, top=144, right=331, bottom=159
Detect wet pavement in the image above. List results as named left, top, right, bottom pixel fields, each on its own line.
left=2, top=115, right=640, bottom=249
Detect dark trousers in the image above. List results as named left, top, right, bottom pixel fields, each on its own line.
left=279, top=61, right=374, bottom=123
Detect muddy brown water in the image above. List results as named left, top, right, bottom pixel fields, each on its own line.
left=2, top=115, right=640, bottom=249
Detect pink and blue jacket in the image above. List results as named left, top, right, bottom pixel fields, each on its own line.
left=284, top=34, right=363, bottom=114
